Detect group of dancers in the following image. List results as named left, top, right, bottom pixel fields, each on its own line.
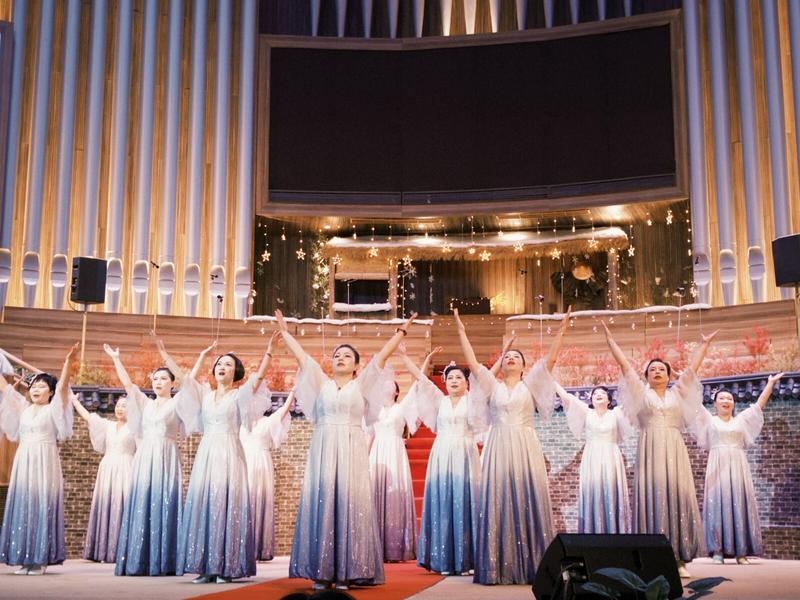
left=0, top=307, right=783, bottom=589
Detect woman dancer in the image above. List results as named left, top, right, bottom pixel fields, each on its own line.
left=456, top=308, right=569, bottom=585
left=278, top=309, right=415, bottom=590
left=111, top=340, right=213, bottom=576
left=240, top=379, right=294, bottom=562
left=683, top=373, right=782, bottom=564
left=0, top=342, right=79, bottom=574
left=553, top=383, right=633, bottom=534
left=603, top=322, right=714, bottom=577
left=367, top=367, right=418, bottom=562
left=177, top=340, right=275, bottom=583
left=400, top=345, right=482, bottom=576
left=72, top=393, right=137, bottom=562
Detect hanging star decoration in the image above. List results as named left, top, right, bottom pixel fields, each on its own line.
left=296, top=248, right=306, bottom=260
left=550, top=247, right=562, bottom=260
left=261, top=249, right=271, bottom=262
left=588, top=238, right=599, bottom=250
left=513, top=242, right=524, bottom=252
left=408, top=292, right=416, bottom=300
left=666, top=209, right=674, bottom=225
left=468, top=246, right=476, bottom=255
left=331, top=254, right=342, bottom=265
left=367, top=247, right=379, bottom=258
left=479, top=249, right=491, bottom=262
left=627, top=246, right=635, bottom=257
left=441, top=241, right=452, bottom=253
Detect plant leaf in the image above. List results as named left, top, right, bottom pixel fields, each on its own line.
left=595, top=567, right=647, bottom=591
left=580, top=582, right=622, bottom=599
left=686, top=576, right=731, bottom=592
left=644, top=575, right=670, bottom=600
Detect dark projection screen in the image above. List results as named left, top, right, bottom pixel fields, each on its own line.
left=267, top=24, right=675, bottom=202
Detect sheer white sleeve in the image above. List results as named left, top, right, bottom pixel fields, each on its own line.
left=0, top=387, right=28, bottom=441
left=467, top=365, right=495, bottom=434
left=49, top=388, right=74, bottom=442
left=87, top=413, right=111, bottom=453
left=522, top=358, right=556, bottom=421
left=414, top=376, right=445, bottom=432
left=294, top=357, right=328, bottom=424
left=561, top=391, right=589, bottom=440
left=616, top=369, right=648, bottom=427
left=174, top=375, right=207, bottom=435
left=735, top=403, right=765, bottom=447
left=397, top=386, right=420, bottom=436
left=237, top=376, right=271, bottom=432
left=357, top=359, right=396, bottom=428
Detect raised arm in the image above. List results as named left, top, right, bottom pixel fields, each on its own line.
left=188, top=341, right=217, bottom=381
left=251, top=332, right=280, bottom=392
left=276, top=388, right=295, bottom=421
left=454, top=308, right=482, bottom=373
left=71, top=392, right=91, bottom=422
left=398, top=343, right=441, bottom=380
left=490, top=334, right=516, bottom=376
left=757, top=372, right=783, bottom=410
left=373, top=313, right=418, bottom=369
left=544, top=306, right=571, bottom=372
left=687, top=329, right=718, bottom=374
left=275, top=309, right=309, bottom=366
left=601, top=321, right=636, bottom=379
left=553, top=382, right=575, bottom=409
left=104, top=344, right=135, bottom=391
left=56, top=342, right=81, bottom=409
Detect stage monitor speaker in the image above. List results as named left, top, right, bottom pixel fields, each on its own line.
left=70, top=257, right=107, bottom=304
left=533, top=534, right=682, bottom=600
left=772, top=234, right=800, bottom=287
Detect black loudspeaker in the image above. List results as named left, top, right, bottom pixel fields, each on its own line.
left=533, top=534, right=682, bottom=600
left=70, top=257, right=107, bottom=304
left=772, top=234, right=800, bottom=287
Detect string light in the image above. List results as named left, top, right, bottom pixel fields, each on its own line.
left=666, top=209, right=674, bottom=225
left=296, top=229, right=305, bottom=260
left=280, top=225, right=286, bottom=241
left=479, top=249, right=491, bottom=261
left=513, top=242, right=523, bottom=252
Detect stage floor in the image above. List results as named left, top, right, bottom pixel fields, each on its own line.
left=0, top=556, right=796, bottom=599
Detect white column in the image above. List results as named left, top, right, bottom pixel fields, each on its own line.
left=597, top=0, right=606, bottom=21
left=543, top=0, right=552, bottom=28
left=311, top=0, right=321, bottom=36
left=51, top=0, right=82, bottom=310
left=516, top=0, right=526, bottom=30
left=414, top=0, right=426, bottom=36
left=21, top=0, right=55, bottom=307
left=389, top=0, right=400, bottom=38
left=131, top=0, right=158, bottom=314
left=363, top=0, right=373, bottom=37
left=788, top=0, right=800, bottom=204
left=81, top=0, right=108, bottom=258
left=235, top=0, right=256, bottom=320
left=442, top=0, right=452, bottom=35
left=569, top=0, right=578, bottom=24
left=185, top=0, right=208, bottom=316
left=707, top=0, right=736, bottom=305
left=104, top=0, right=133, bottom=313
left=682, top=0, right=711, bottom=304
left=336, top=0, right=346, bottom=37
left=761, top=0, right=793, bottom=300
left=0, top=0, right=27, bottom=309
left=209, top=0, right=232, bottom=318
left=733, top=0, right=766, bottom=302
left=489, top=0, right=499, bottom=32
left=158, top=0, right=183, bottom=316
left=623, top=0, right=631, bottom=17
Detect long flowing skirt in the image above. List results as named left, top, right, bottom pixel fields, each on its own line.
left=370, top=433, right=416, bottom=561
left=244, top=446, right=277, bottom=561
left=474, top=424, right=554, bottom=585
left=703, top=446, right=762, bottom=557
left=84, top=453, right=133, bottom=562
left=178, top=432, right=255, bottom=578
left=0, top=441, right=65, bottom=566
left=290, top=423, right=384, bottom=584
left=115, top=437, right=182, bottom=576
left=417, top=434, right=480, bottom=574
left=578, top=440, right=631, bottom=534
left=634, top=427, right=704, bottom=561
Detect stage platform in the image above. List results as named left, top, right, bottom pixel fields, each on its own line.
left=0, top=556, right=797, bottom=600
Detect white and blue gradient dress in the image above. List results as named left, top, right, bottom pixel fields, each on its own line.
left=239, top=400, right=291, bottom=561
left=617, top=369, right=705, bottom=561
left=0, top=387, right=73, bottom=567
left=414, top=376, right=481, bottom=575
left=683, top=399, right=765, bottom=558
left=115, top=386, right=190, bottom=576
left=469, top=361, right=556, bottom=585
left=560, top=393, right=633, bottom=534
left=289, top=357, right=394, bottom=585
left=177, top=376, right=267, bottom=579
left=83, top=414, right=137, bottom=562
left=367, top=390, right=418, bottom=562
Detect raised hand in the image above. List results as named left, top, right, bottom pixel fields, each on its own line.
left=453, top=308, right=465, bottom=332
left=275, top=309, right=288, bottom=332
left=559, top=306, right=573, bottom=336
left=103, top=343, right=120, bottom=360
left=399, top=312, right=418, bottom=334
left=701, top=329, right=719, bottom=344
left=266, top=331, right=280, bottom=354
left=768, top=372, right=784, bottom=386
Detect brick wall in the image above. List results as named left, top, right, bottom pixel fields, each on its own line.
left=23, top=399, right=800, bottom=559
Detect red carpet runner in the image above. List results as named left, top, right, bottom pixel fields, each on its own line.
left=197, top=562, right=444, bottom=600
